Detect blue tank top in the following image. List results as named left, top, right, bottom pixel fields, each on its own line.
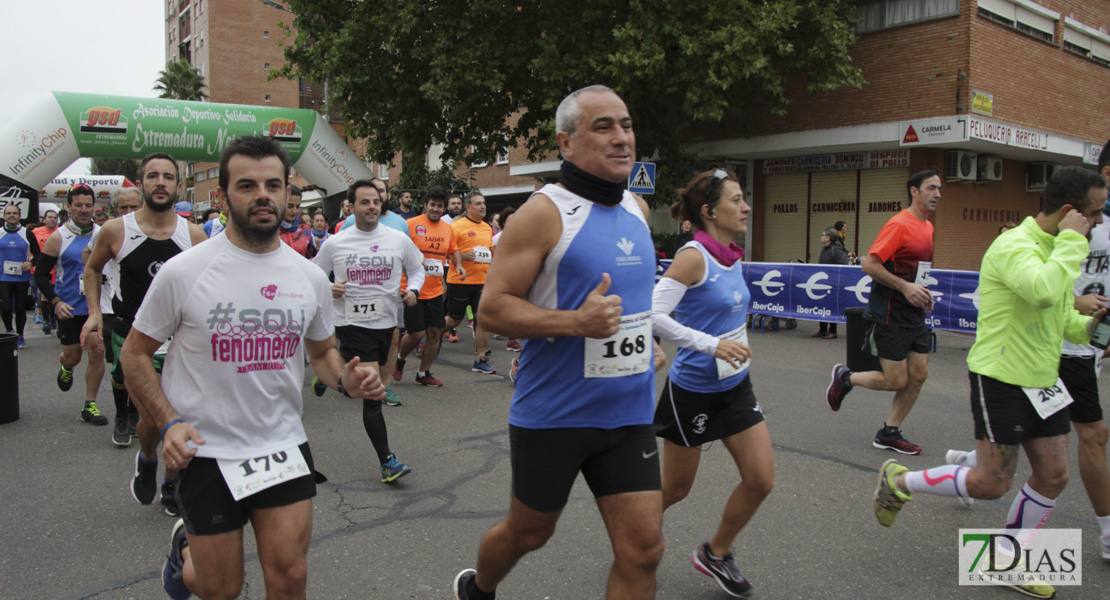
left=668, top=241, right=751, bottom=392
left=55, top=224, right=96, bottom=315
left=0, top=226, right=31, bottom=283
left=510, top=185, right=656, bottom=429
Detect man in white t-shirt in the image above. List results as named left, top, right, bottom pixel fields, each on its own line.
left=120, top=135, right=385, bottom=600
left=312, top=179, right=425, bottom=483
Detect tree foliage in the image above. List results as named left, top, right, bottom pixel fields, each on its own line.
left=278, top=0, right=862, bottom=197
left=90, top=158, right=139, bottom=182
left=154, top=60, right=209, bottom=101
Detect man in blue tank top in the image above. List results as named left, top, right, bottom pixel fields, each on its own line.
left=1, top=204, right=35, bottom=348
left=34, top=184, right=106, bottom=425
left=454, top=85, right=667, bottom=600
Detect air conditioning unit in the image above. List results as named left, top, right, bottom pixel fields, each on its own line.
left=1027, top=162, right=1057, bottom=190
left=946, top=150, right=978, bottom=181
left=977, top=156, right=1003, bottom=182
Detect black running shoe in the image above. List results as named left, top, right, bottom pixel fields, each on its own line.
left=112, top=412, right=131, bottom=447
left=57, top=365, right=74, bottom=392
left=131, top=450, right=158, bottom=505
left=826, top=364, right=852, bottom=412
left=691, top=542, right=753, bottom=597
left=453, top=568, right=477, bottom=600
left=161, top=480, right=180, bottom=517
left=81, top=402, right=108, bottom=426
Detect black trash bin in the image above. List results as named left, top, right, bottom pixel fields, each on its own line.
left=844, top=307, right=882, bottom=373
left=0, top=332, right=18, bottom=424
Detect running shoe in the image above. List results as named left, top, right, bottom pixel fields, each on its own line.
left=945, top=450, right=975, bottom=507
left=162, top=518, right=192, bottom=600
left=393, top=357, right=405, bottom=382
left=81, top=401, right=108, bottom=426
left=16, top=336, right=26, bottom=349
left=131, top=450, right=158, bottom=505
left=42, top=323, right=51, bottom=335
left=691, top=542, right=753, bottom=597
left=453, top=568, right=478, bottom=600
left=384, top=386, right=402, bottom=406
left=472, top=357, right=497, bottom=375
left=161, top=480, right=180, bottom=517
left=873, top=458, right=913, bottom=527
left=380, top=453, right=412, bottom=483
left=506, top=339, right=522, bottom=352
left=112, top=412, right=131, bottom=447
left=510, top=357, right=519, bottom=383
left=448, top=330, right=459, bottom=343
left=873, top=426, right=922, bottom=455
left=311, top=376, right=327, bottom=397
left=1101, top=539, right=1110, bottom=562
left=57, top=364, right=73, bottom=392
left=415, top=371, right=443, bottom=387
left=978, top=555, right=1055, bottom=599
left=825, top=364, right=852, bottom=411
left=34, top=315, right=42, bottom=324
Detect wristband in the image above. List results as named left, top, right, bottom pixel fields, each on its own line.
left=161, top=418, right=184, bottom=439
left=336, top=377, right=353, bottom=398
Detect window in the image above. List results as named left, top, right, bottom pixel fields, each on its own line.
left=264, top=63, right=270, bottom=71
left=195, top=170, right=206, bottom=182
left=496, top=151, right=508, bottom=165
left=856, top=0, right=959, bottom=33
left=378, top=163, right=390, bottom=180
left=169, top=28, right=175, bottom=41
left=977, top=0, right=1058, bottom=44
left=196, top=0, right=202, bottom=15
left=264, top=30, right=270, bottom=39
left=207, top=167, right=218, bottom=178
left=265, top=95, right=271, bottom=102
left=1064, top=18, right=1110, bottom=67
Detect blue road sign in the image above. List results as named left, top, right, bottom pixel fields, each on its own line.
left=628, top=162, right=656, bottom=194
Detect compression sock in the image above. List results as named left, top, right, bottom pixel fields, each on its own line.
left=903, top=465, right=970, bottom=499
left=362, top=399, right=392, bottom=463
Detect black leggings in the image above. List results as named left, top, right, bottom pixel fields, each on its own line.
left=0, top=281, right=30, bottom=335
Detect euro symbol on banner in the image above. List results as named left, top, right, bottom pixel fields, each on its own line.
left=846, top=275, right=873, bottom=304
left=752, top=270, right=785, bottom=297
left=798, top=271, right=832, bottom=300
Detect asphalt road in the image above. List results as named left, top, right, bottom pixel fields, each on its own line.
left=2, top=319, right=1109, bottom=599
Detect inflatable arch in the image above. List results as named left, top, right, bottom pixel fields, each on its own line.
left=0, top=92, right=373, bottom=220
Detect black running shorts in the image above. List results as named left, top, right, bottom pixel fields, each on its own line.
left=336, top=325, right=394, bottom=365
left=970, top=372, right=1071, bottom=446
left=402, top=295, right=446, bottom=333
left=1060, top=355, right=1103, bottom=424
left=654, top=375, right=764, bottom=447
left=867, top=321, right=931, bottom=362
left=509, top=424, right=661, bottom=513
left=57, top=314, right=87, bottom=346
left=445, top=283, right=482, bottom=323
left=177, top=442, right=317, bottom=536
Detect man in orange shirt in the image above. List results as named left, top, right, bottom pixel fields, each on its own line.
left=32, top=209, right=59, bottom=333
left=446, top=191, right=497, bottom=374
left=395, top=186, right=464, bottom=386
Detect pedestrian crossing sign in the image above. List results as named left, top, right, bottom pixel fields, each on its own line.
left=628, top=162, right=656, bottom=194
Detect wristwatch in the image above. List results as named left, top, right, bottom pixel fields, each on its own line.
left=336, top=377, right=353, bottom=398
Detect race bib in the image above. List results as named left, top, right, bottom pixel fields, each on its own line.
left=715, top=324, right=751, bottom=380
left=1022, top=378, right=1074, bottom=420
left=584, top=310, right=652, bottom=378
left=345, top=290, right=386, bottom=322
left=422, top=258, right=444, bottom=277
left=217, top=445, right=311, bottom=501
left=915, top=261, right=932, bottom=287
left=3, top=261, right=22, bottom=276
left=472, top=246, right=492, bottom=264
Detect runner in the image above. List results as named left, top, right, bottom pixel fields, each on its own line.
left=445, top=191, right=497, bottom=374
left=395, top=186, right=464, bottom=387
left=454, top=85, right=666, bottom=600
left=652, top=168, right=769, bottom=597
left=1, top=205, right=35, bottom=349
left=871, top=166, right=1107, bottom=599
left=312, top=179, right=424, bottom=482
left=32, top=209, right=59, bottom=334
left=34, top=184, right=107, bottom=425
left=82, top=152, right=207, bottom=516
left=119, top=134, right=385, bottom=600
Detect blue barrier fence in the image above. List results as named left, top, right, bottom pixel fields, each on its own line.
left=657, top=261, right=980, bottom=334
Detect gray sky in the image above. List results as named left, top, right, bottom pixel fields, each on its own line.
left=2, top=0, right=166, bottom=177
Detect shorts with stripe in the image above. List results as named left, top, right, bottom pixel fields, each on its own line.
left=653, top=374, right=764, bottom=447
left=969, top=371, right=1070, bottom=446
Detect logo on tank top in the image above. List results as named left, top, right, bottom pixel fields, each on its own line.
left=615, top=237, right=642, bottom=267
left=260, top=284, right=304, bottom=300
left=206, top=301, right=306, bottom=373
left=342, top=253, right=395, bottom=286
left=415, top=225, right=426, bottom=236
left=147, top=261, right=164, bottom=277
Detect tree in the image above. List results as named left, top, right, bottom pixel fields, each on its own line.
left=153, top=60, right=209, bottom=101
left=277, top=0, right=863, bottom=202
left=90, top=158, right=139, bottom=182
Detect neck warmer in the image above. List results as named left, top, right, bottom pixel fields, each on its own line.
left=3, top=223, right=19, bottom=233
left=695, top=229, right=744, bottom=266
left=311, top=228, right=328, bottom=240
left=66, top=220, right=93, bottom=236
left=559, top=161, right=625, bottom=206
left=280, top=220, right=299, bottom=233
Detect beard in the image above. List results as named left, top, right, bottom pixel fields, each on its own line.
left=145, top=188, right=176, bottom=213
left=230, top=202, right=282, bottom=244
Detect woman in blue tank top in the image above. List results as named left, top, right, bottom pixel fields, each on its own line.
left=651, top=168, right=771, bottom=596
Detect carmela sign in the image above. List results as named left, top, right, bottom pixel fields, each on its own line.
left=900, top=116, right=969, bottom=146
left=971, top=90, right=994, bottom=117
left=763, top=150, right=909, bottom=175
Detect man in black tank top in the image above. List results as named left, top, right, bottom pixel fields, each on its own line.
left=82, top=152, right=208, bottom=516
